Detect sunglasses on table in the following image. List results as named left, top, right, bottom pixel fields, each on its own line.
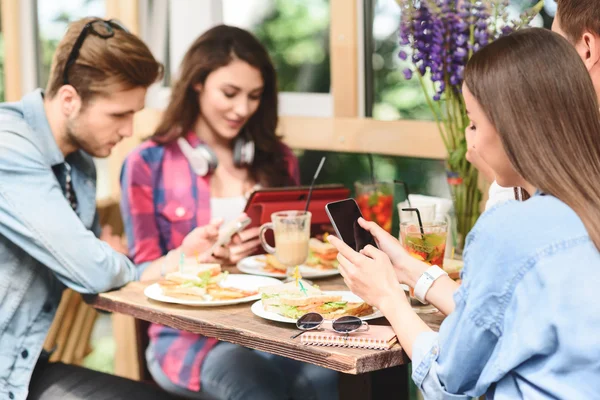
left=63, top=19, right=129, bottom=86
left=290, top=312, right=369, bottom=339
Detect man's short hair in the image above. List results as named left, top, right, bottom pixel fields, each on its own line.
left=556, top=0, right=600, bottom=43
left=45, top=17, right=163, bottom=103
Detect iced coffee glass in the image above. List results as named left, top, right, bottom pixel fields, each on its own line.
left=259, top=211, right=311, bottom=279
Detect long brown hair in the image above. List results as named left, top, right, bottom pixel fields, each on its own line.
left=153, top=25, right=292, bottom=187
left=46, top=17, right=163, bottom=104
left=465, top=28, right=600, bottom=250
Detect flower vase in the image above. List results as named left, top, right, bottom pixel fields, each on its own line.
left=446, top=168, right=481, bottom=254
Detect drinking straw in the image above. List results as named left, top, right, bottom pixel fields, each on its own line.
left=367, top=154, right=375, bottom=184
left=179, top=252, right=185, bottom=273
left=402, top=207, right=425, bottom=237
left=304, top=156, right=326, bottom=212
left=394, top=180, right=412, bottom=208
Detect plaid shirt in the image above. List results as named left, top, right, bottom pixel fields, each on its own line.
left=120, top=131, right=299, bottom=391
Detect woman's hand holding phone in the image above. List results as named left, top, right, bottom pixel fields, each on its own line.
left=210, top=214, right=261, bottom=264
left=226, top=226, right=262, bottom=263
left=356, top=218, right=427, bottom=287
left=180, top=218, right=223, bottom=258
left=327, top=235, right=405, bottom=312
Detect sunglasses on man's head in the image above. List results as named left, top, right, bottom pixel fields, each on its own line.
left=290, top=312, right=369, bottom=339
left=63, top=19, right=129, bottom=86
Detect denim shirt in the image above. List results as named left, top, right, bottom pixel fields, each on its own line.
left=0, top=90, right=137, bottom=400
left=411, top=194, right=600, bottom=399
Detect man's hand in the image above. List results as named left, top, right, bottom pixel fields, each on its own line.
left=100, top=225, right=128, bottom=255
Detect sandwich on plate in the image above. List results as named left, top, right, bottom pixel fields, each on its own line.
left=260, top=237, right=338, bottom=273
left=158, top=263, right=257, bottom=301
left=262, top=254, right=287, bottom=274
left=305, top=238, right=339, bottom=270
left=259, top=280, right=373, bottom=320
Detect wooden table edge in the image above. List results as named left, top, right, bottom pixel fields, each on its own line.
left=91, top=291, right=412, bottom=375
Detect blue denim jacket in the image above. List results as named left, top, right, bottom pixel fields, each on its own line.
left=0, top=90, right=137, bottom=400
left=412, top=193, right=600, bottom=399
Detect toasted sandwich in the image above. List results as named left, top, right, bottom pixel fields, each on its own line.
left=305, top=238, right=339, bottom=270
left=263, top=254, right=287, bottom=273
left=259, top=280, right=373, bottom=320
left=158, top=264, right=225, bottom=299
left=443, top=258, right=463, bottom=281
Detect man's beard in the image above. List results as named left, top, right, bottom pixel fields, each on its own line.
left=65, top=118, right=103, bottom=157
left=65, top=124, right=84, bottom=153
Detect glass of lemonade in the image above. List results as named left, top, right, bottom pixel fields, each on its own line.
left=259, top=211, right=311, bottom=279
left=400, top=219, right=448, bottom=312
left=400, top=220, right=448, bottom=268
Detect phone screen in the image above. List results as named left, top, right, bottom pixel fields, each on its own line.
left=325, top=199, right=377, bottom=251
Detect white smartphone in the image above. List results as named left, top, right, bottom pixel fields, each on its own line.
left=210, top=216, right=252, bottom=253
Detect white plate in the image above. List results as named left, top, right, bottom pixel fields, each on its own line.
left=237, top=255, right=340, bottom=279
left=144, top=274, right=283, bottom=306
left=250, top=290, right=384, bottom=324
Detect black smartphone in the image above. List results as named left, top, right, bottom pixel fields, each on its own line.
left=325, top=198, right=378, bottom=252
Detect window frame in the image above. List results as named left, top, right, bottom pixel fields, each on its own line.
left=139, top=0, right=335, bottom=117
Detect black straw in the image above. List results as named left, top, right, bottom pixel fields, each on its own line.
left=394, top=180, right=412, bottom=207
left=367, top=154, right=375, bottom=184
left=402, top=207, right=425, bottom=237
left=304, top=156, right=326, bottom=213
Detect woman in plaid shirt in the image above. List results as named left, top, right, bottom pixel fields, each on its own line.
left=121, top=25, right=338, bottom=400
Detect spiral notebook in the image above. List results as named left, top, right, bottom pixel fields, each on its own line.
left=300, top=325, right=398, bottom=350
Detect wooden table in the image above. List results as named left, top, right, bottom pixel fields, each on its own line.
left=90, top=271, right=444, bottom=400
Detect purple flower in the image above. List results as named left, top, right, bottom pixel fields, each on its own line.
left=501, top=25, right=513, bottom=36
left=403, top=68, right=413, bottom=80
left=397, top=0, right=539, bottom=101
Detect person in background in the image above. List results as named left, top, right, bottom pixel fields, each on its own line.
left=120, top=25, right=338, bottom=400
left=467, top=0, right=600, bottom=211
left=0, top=17, right=219, bottom=400
left=329, top=28, right=600, bottom=399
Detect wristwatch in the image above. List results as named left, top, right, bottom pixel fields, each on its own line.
left=413, top=265, right=448, bottom=304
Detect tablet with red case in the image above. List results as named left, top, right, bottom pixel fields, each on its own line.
left=244, top=184, right=350, bottom=235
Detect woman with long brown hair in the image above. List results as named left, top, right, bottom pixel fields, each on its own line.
left=328, top=28, right=600, bottom=398
left=120, top=25, right=337, bottom=400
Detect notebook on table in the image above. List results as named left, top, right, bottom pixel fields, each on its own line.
left=300, top=325, right=398, bottom=350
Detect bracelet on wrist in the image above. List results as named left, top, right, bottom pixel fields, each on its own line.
left=413, top=265, right=448, bottom=304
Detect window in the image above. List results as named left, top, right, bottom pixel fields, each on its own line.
left=142, top=0, right=332, bottom=116
left=223, top=0, right=330, bottom=93
left=366, top=0, right=552, bottom=121
left=37, top=0, right=106, bottom=88
left=345, top=0, right=557, bottom=223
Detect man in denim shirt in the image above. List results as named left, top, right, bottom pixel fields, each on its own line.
left=0, top=18, right=171, bottom=399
